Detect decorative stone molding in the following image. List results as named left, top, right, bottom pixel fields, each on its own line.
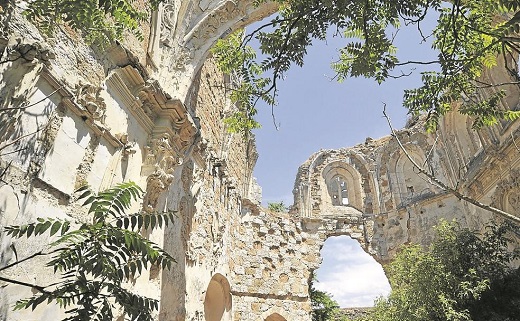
left=106, top=66, right=199, bottom=212
left=38, top=70, right=122, bottom=149
left=152, top=0, right=279, bottom=103
left=110, top=66, right=198, bottom=144
left=147, top=0, right=181, bottom=66
left=142, top=133, right=181, bottom=212
left=75, top=82, right=106, bottom=125
left=183, top=1, right=248, bottom=48
left=492, top=168, right=520, bottom=216
left=115, top=133, right=137, bottom=159
left=161, top=0, right=181, bottom=48
left=167, top=44, right=194, bottom=72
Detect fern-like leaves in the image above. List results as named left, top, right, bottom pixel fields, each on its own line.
left=77, top=181, right=143, bottom=222
left=4, top=181, right=175, bottom=320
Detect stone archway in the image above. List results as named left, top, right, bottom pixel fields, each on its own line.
left=314, top=235, right=390, bottom=307
left=151, top=0, right=279, bottom=100
left=204, top=273, right=232, bottom=321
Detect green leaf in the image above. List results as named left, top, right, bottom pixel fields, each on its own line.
left=61, top=221, right=70, bottom=235
left=50, top=221, right=62, bottom=237
left=27, top=224, right=35, bottom=237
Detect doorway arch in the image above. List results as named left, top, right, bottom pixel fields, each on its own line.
left=204, top=274, right=232, bottom=321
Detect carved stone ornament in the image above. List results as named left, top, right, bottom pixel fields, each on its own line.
left=165, top=45, right=194, bottom=73
left=75, top=82, right=106, bottom=124
left=492, top=168, right=520, bottom=215
left=143, top=133, right=181, bottom=212
left=185, top=1, right=248, bottom=48
left=136, top=79, right=166, bottom=120
left=160, top=0, right=180, bottom=48
left=116, top=133, right=137, bottom=159
left=147, top=0, right=181, bottom=67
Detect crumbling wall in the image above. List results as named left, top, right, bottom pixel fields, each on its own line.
left=2, top=1, right=520, bottom=321
left=157, top=57, right=261, bottom=320
left=230, top=211, right=314, bottom=320
left=293, top=108, right=520, bottom=263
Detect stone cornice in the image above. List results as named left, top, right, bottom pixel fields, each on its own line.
left=40, top=68, right=123, bottom=149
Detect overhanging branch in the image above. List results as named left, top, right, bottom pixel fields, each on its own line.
left=382, top=103, right=520, bottom=224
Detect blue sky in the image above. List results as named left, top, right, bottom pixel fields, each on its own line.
left=249, top=14, right=438, bottom=307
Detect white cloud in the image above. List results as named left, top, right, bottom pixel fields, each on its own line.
left=314, top=236, right=391, bottom=307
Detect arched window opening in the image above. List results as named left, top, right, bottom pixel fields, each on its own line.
left=322, top=161, right=365, bottom=211
left=314, top=236, right=390, bottom=308
left=204, top=274, right=232, bottom=321
left=328, top=175, right=349, bottom=206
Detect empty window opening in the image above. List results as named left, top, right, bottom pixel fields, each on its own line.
left=314, top=236, right=390, bottom=308
left=329, top=175, right=349, bottom=206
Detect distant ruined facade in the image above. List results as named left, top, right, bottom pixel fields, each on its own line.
left=1, top=1, right=519, bottom=320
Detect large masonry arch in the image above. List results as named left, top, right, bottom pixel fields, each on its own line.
left=314, top=235, right=391, bottom=307
left=149, top=0, right=278, bottom=101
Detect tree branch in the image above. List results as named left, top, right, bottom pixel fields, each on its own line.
left=0, top=275, right=49, bottom=293
left=382, top=104, right=520, bottom=224
left=0, top=248, right=63, bottom=273
left=0, top=86, right=62, bottom=111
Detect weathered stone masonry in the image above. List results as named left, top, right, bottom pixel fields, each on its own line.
left=1, top=1, right=520, bottom=321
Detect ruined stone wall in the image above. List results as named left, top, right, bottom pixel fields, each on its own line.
left=228, top=206, right=369, bottom=321
left=160, top=57, right=262, bottom=321
left=188, top=58, right=258, bottom=197
left=230, top=211, right=315, bottom=320
left=2, top=1, right=520, bottom=321
left=293, top=108, right=520, bottom=263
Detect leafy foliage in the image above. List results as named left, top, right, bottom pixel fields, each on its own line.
left=360, top=220, right=520, bottom=321
left=267, top=201, right=287, bottom=212
left=212, top=30, right=268, bottom=136
left=4, top=182, right=175, bottom=321
left=214, top=0, right=520, bottom=132
left=23, top=0, right=163, bottom=45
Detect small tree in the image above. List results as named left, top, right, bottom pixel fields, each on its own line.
left=268, top=201, right=288, bottom=213
left=0, top=182, right=175, bottom=320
